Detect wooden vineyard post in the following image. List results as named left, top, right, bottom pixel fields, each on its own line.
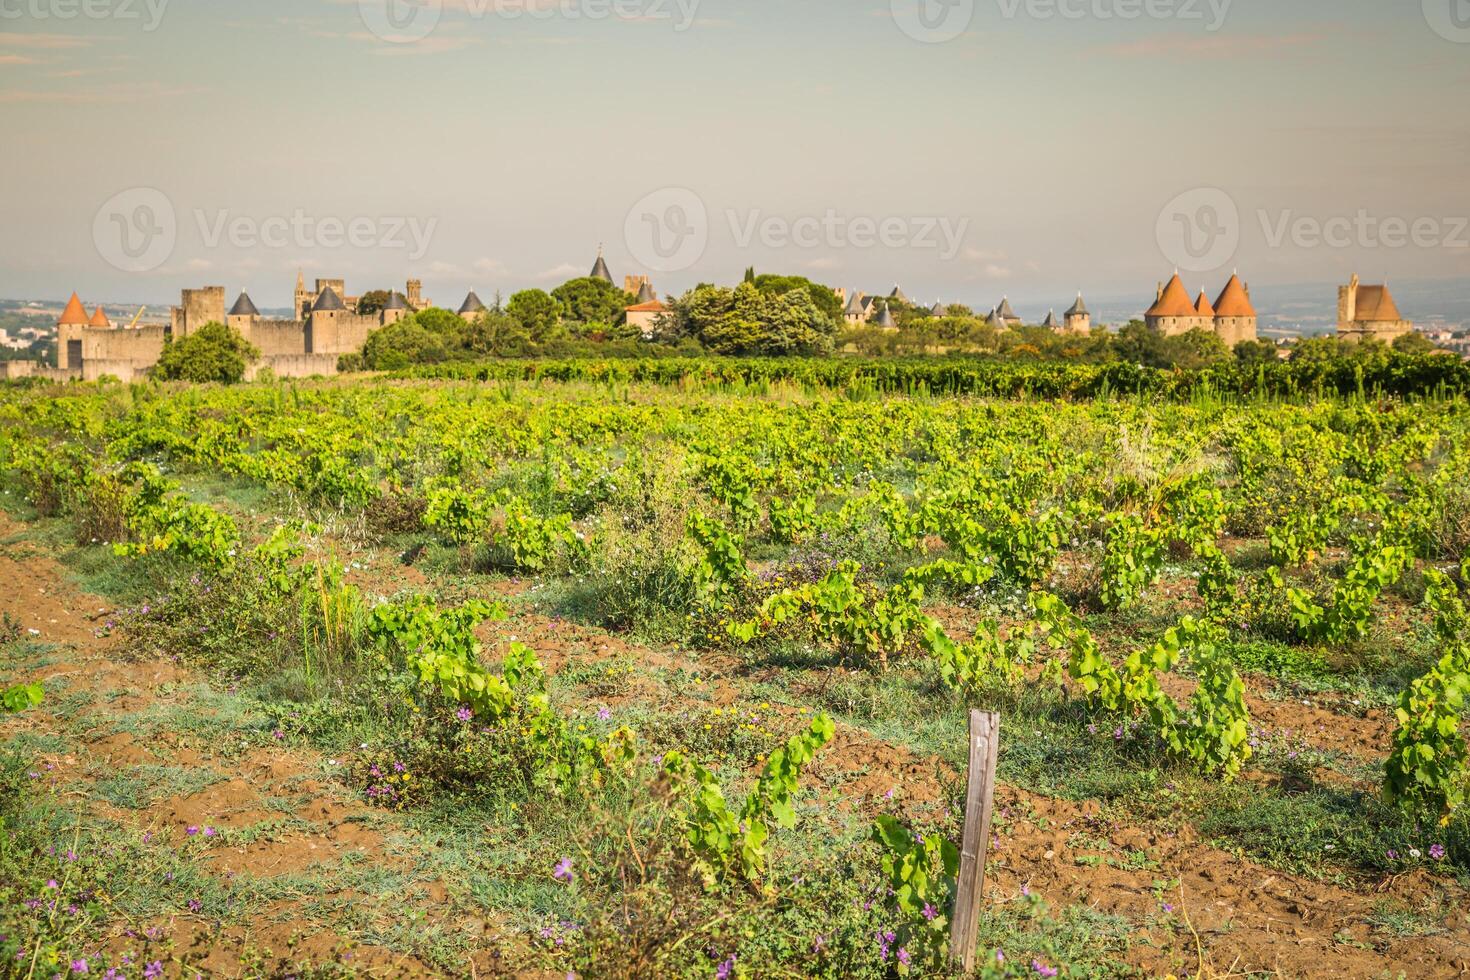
left=949, top=709, right=1000, bottom=972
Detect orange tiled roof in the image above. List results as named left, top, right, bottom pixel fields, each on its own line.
left=59, top=292, right=89, bottom=325
left=1354, top=284, right=1402, bottom=322
left=626, top=301, right=666, bottom=312
left=1214, top=274, right=1256, bottom=318
left=88, top=305, right=110, bottom=327
left=1146, top=274, right=1196, bottom=317
left=1195, top=290, right=1215, bottom=316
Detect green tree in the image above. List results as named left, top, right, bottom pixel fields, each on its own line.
left=414, top=307, right=468, bottom=337
left=152, top=322, right=258, bottom=384
left=1393, top=331, right=1435, bottom=355
left=356, top=290, right=391, bottom=316
left=506, top=289, right=560, bottom=337
left=1167, top=328, right=1231, bottom=369
left=670, top=282, right=836, bottom=356
left=360, top=320, right=449, bottom=370
left=1113, top=321, right=1168, bottom=367
left=1233, top=339, right=1279, bottom=366
left=749, top=274, right=843, bottom=324
left=552, top=277, right=633, bottom=326
left=459, top=311, right=532, bottom=356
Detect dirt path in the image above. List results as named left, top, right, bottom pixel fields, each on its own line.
left=0, top=517, right=440, bottom=977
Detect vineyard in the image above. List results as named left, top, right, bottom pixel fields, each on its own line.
left=2, top=371, right=1470, bottom=978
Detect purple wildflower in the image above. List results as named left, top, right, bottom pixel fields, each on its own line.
left=715, top=954, right=736, bottom=979
left=144, top=963, right=163, bottom=979
left=896, top=948, right=911, bottom=967
left=921, top=902, right=937, bottom=921
left=456, top=706, right=473, bottom=722
left=71, top=960, right=88, bottom=975
left=596, top=706, right=611, bottom=721
left=553, top=857, right=574, bottom=883
left=1032, top=960, right=1058, bottom=977
left=185, top=826, right=198, bottom=837
left=1430, top=844, right=1446, bottom=860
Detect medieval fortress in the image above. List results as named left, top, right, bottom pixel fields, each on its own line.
left=0, top=260, right=1417, bottom=382
left=21, top=274, right=432, bottom=383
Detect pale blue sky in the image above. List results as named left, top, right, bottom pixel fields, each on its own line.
left=2, top=0, right=1467, bottom=313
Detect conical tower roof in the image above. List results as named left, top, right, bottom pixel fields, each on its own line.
left=383, top=291, right=408, bottom=311
left=635, top=280, right=655, bottom=303
left=458, top=290, right=486, bottom=316
left=1194, top=290, right=1215, bottom=316
left=844, top=291, right=866, bottom=316
left=874, top=301, right=896, bottom=329
left=1146, top=273, right=1196, bottom=317
left=59, top=292, right=89, bottom=326
left=995, top=296, right=1017, bottom=320
left=1041, top=309, right=1060, bottom=329
left=229, top=291, right=260, bottom=317
left=889, top=284, right=909, bottom=304
left=590, top=246, right=612, bottom=283
left=1213, top=273, right=1256, bottom=317
left=312, top=287, right=346, bottom=313
left=88, top=305, right=110, bottom=327
left=930, top=301, right=945, bottom=316
left=1065, top=292, right=1088, bottom=317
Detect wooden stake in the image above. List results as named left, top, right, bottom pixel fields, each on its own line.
left=949, top=709, right=999, bottom=971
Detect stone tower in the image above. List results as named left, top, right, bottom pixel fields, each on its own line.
left=227, top=291, right=261, bottom=339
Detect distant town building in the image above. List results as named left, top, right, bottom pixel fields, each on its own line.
left=1064, top=293, right=1091, bottom=334
left=871, top=301, right=897, bottom=331
left=1337, top=275, right=1412, bottom=344
left=1145, top=272, right=1258, bottom=345
left=458, top=290, right=487, bottom=320
left=624, top=274, right=651, bottom=297
left=988, top=297, right=1022, bottom=329
left=590, top=246, right=613, bottom=284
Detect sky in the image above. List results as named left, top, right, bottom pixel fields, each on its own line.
left=1, top=0, right=1468, bottom=318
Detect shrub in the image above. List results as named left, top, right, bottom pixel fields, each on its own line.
left=152, top=322, right=258, bottom=383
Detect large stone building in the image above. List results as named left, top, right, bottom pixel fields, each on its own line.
left=46, top=274, right=432, bottom=382
left=1145, top=272, right=1258, bottom=346
left=1337, top=275, right=1412, bottom=344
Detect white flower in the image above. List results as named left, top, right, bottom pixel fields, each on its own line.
left=1409, top=848, right=1422, bottom=859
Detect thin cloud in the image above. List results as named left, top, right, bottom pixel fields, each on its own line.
left=0, top=81, right=206, bottom=104
left=0, top=32, right=93, bottom=49
left=1100, top=33, right=1326, bottom=60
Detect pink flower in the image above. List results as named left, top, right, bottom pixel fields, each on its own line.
left=1430, top=844, right=1447, bottom=860
left=1032, top=960, right=1058, bottom=977
left=553, top=857, right=574, bottom=883
left=456, top=706, right=473, bottom=722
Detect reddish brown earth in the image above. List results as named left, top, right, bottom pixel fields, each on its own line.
left=5, top=514, right=1470, bottom=978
